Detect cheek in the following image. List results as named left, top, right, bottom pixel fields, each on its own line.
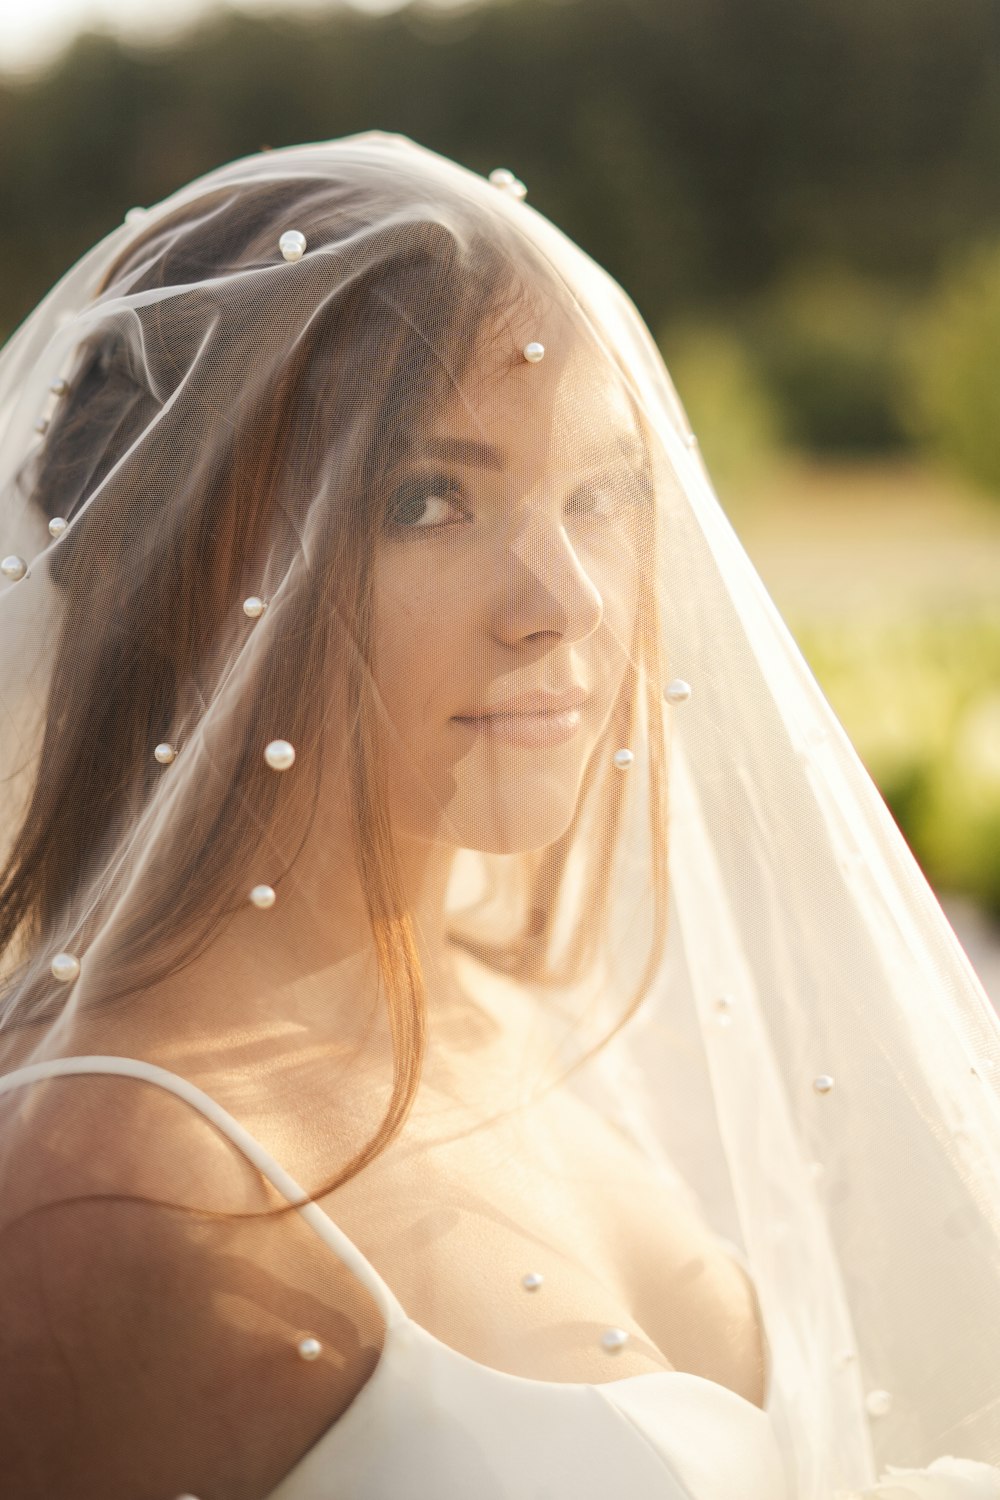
left=578, top=545, right=642, bottom=740
left=372, top=559, right=488, bottom=838
left=579, top=535, right=641, bottom=657
left=372, top=557, right=470, bottom=738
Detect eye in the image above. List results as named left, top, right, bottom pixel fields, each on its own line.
left=385, top=472, right=468, bottom=531
left=566, top=469, right=652, bottom=520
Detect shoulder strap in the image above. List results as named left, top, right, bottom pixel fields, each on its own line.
left=0, top=1054, right=409, bottom=1328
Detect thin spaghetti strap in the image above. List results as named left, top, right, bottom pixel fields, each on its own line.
left=0, top=1055, right=409, bottom=1328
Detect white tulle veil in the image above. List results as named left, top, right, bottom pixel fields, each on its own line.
left=0, top=133, right=997, bottom=1499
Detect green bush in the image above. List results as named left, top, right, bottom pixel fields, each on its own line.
left=797, top=612, right=1000, bottom=918
left=898, top=240, right=1000, bottom=498
left=658, top=322, right=785, bottom=486
left=744, top=265, right=911, bottom=454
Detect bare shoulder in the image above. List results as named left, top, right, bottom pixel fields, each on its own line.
left=0, top=1068, right=385, bottom=1500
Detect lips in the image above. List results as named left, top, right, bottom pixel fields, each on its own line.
left=454, top=687, right=588, bottom=720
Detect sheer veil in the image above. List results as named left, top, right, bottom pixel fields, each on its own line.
left=0, top=133, right=998, bottom=1499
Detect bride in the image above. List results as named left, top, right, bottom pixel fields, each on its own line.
left=0, top=133, right=997, bottom=1500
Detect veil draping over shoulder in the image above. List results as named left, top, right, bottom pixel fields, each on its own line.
left=0, top=133, right=998, bottom=1500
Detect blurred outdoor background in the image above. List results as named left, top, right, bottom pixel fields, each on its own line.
left=2, top=0, right=999, bottom=1001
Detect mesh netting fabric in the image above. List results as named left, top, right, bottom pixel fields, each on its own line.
left=0, top=134, right=997, bottom=1500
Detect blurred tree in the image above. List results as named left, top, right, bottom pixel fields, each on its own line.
left=798, top=613, right=1000, bottom=919
left=658, top=322, right=784, bottom=483
left=1, top=0, right=999, bottom=456
left=743, top=265, right=912, bottom=454
left=898, top=239, right=1000, bottom=496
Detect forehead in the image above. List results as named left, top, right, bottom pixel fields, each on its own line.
left=428, top=320, right=642, bottom=468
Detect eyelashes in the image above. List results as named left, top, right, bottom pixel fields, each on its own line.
left=384, top=467, right=654, bottom=534
left=384, top=471, right=468, bottom=531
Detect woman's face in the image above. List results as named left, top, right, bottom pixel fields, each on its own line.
left=372, top=319, right=650, bottom=855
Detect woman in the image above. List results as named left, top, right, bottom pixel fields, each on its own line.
left=0, top=133, right=997, bottom=1500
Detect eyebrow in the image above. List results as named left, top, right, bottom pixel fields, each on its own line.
left=424, top=436, right=505, bottom=470
left=424, top=429, right=648, bottom=472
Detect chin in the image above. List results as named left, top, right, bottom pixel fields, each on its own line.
left=445, top=785, right=582, bottom=855
left=389, top=741, right=593, bottom=853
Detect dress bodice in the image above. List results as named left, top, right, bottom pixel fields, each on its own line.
left=0, top=1055, right=788, bottom=1500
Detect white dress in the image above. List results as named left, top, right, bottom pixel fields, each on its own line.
left=0, top=1056, right=789, bottom=1500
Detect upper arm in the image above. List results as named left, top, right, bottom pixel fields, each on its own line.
left=0, top=1075, right=385, bottom=1500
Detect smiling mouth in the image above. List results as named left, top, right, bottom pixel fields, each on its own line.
left=451, top=707, right=583, bottom=748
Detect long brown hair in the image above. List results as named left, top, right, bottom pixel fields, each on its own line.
left=0, top=173, right=670, bottom=1202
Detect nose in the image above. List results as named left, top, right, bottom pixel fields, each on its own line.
left=491, top=505, right=604, bottom=649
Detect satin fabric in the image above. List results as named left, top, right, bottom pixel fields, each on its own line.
left=0, top=1055, right=787, bottom=1500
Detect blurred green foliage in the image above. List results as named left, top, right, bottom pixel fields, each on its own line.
left=897, top=241, right=1000, bottom=495
left=798, top=613, right=1000, bottom=918
left=1, top=0, right=1000, bottom=472
left=658, top=323, right=784, bottom=484
left=743, top=267, right=912, bottom=455
left=660, top=266, right=915, bottom=476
